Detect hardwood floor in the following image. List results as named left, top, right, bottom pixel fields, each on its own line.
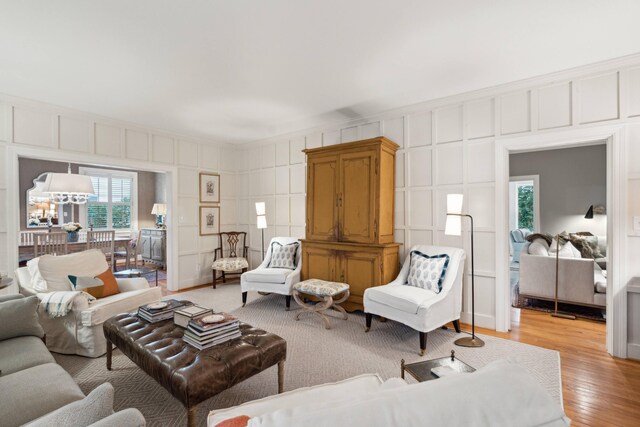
left=156, top=277, right=640, bottom=425
left=475, top=308, right=640, bottom=427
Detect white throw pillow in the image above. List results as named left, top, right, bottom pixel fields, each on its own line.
left=527, top=239, right=549, bottom=256
left=549, top=240, right=580, bottom=258
left=37, top=249, right=109, bottom=292
left=26, top=258, right=48, bottom=292
left=404, top=251, right=449, bottom=294
left=268, top=242, right=299, bottom=270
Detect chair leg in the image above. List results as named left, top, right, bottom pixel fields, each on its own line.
left=242, top=292, right=247, bottom=307
left=419, top=332, right=427, bottom=356
left=365, top=313, right=372, bottom=332
left=285, top=295, right=291, bottom=311
left=222, top=271, right=226, bottom=284
left=452, top=319, right=461, bottom=333
left=212, top=270, right=217, bottom=290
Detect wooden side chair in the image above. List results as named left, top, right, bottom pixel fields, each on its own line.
left=34, top=232, right=68, bottom=257
left=212, top=231, right=249, bottom=289
left=87, top=230, right=116, bottom=270
left=113, top=230, right=141, bottom=271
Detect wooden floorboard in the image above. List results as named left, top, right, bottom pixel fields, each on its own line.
left=475, top=308, right=640, bottom=426
left=157, top=275, right=640, bottom=426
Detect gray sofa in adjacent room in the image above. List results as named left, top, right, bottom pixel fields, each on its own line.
left=0, top=294, right=146, bottom=427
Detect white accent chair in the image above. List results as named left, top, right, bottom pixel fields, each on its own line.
left=363, top=245, right=466, bottom=355
left=15, top=249, right=162, bottom=358
left=240, top=237, right=302, bottom=310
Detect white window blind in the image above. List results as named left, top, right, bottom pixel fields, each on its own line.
left=80, top=168, right=137, bottom=230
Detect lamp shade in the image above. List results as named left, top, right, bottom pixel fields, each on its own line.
left=444, top=193, right=464, bottom=236
left=151, top=203, right=167, bottom=215
left=584, top=205, right=594, bottom=219
left=255, top=202, right=266, bottom=216
left=447, top=194, right=464, bottom=214
left=257, top=215, right=268, bottom=229
left=42, top=173, right=95, bottom=195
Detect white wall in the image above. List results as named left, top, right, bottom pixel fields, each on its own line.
left=0, top=95, right=238, bottom=290
left=239, top=57, right=640, bottom=336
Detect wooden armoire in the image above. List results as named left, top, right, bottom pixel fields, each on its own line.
left=301, top=136, right=401, bottom=311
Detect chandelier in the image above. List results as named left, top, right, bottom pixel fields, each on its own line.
left=42, top=163, right=95, bottom=204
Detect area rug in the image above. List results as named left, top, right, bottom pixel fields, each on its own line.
left=55, top=283, right=562, bottom=427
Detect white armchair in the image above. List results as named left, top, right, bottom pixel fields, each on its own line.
left=15, top=249, right=162, bottom=357
left=240, top=237, right=302, bottom=310
left=363, top=245, right=466, bottom=355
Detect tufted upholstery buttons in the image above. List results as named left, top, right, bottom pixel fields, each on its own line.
left=103, top=308, right=287, bottom=410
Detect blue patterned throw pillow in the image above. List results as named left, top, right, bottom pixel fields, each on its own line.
left=268, top=242, right=299, bottom=269
left=405, top=251, right=450, bottom=293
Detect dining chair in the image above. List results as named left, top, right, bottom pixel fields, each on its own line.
left=113, top=230, right=141, bottom=270
left=86, top=230, right=116, bottom=270
left=34, top=232, right=68, bottom=257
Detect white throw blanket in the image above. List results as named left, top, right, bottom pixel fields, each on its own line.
left=36, top=291, right=96, bottom=318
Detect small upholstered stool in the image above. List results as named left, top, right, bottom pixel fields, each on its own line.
left=292, top=279, right=350, bottom=329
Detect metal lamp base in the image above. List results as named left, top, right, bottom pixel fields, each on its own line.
left=454, top=336, right=485, bottom=348
left=551, top=312, right=576, bottom=320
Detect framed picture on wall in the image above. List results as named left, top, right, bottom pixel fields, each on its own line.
left=199, top=206, right=220, bottom=235
left=199, top=173, right=220, bottom=204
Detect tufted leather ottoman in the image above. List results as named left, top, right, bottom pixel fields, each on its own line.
left=103, top=308, right=287, bottom=427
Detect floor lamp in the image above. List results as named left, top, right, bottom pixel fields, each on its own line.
left=255, top=202, right=267, bottom=260
left=445, top=194, right=485, bottom=348
left=551, top=234, right=576, bottom=320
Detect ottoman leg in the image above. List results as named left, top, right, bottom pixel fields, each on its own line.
left=187, top=406, right=196, bottom=427
left=278, top=360, right=285, bottom=393
left=106, top=340, right=113, bottom=370
left=365, top=313, right=372, bottom=332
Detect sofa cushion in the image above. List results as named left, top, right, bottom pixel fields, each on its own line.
left=69, top=269, right=120, bottom=299
left=26, top=258, right=48, bottom=291
left=208, top=373, right=383, bottom=426
left=37, top=249, right=109, bottom=292
left=549, top=240, right=581, bottom=258
left=0, top=336, right=54, bottom=376
left=366, top=284, right=438, bottom=315
left=0, top=363, right=84, bottom=427
left=405, top=251, right=449, bottom=293
left=528, top=239, right=549, bottom=256
left=242, top=268, right=293, bottom=284
left=25, top=383, right=115, bottom=427
left=0, top=295, right=44, bottom=341
left=246, top=360, right=568, bottom=427
left=81, top=287, right=162, bottom=326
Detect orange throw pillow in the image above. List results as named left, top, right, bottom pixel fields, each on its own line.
left=215, top=416, right=250, bottom=427
left=90, top=269, right=120, bottom=298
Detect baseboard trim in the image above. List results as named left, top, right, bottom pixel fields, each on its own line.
left=627, top=343, right=640, bottom=360
left=460, top=312, right=496, bottom=330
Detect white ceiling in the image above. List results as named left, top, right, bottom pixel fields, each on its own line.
left=1, top=1, right=640, bottom=143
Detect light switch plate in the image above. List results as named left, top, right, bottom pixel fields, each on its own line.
left=634, top=216, right=640, bottom=231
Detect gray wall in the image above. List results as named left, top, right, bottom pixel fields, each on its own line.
left=19, top=158, right=162, bottom=230
left=509, top=144, right=607, bottom=236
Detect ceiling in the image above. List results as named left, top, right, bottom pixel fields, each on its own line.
left=1, top=1, right=640, bottom=143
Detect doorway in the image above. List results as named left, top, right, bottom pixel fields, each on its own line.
left=495, top=125, right=626, bottom=357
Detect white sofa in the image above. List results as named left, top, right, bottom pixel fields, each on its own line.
left=15, top=249, right=162, bottom=357
left=519, top=240, right=606, bottom=308
left=363, top=245, right=465, bottom=355
left=207, top=359, right=569, bottom=427
left=240, top=237, right=302, bottom=310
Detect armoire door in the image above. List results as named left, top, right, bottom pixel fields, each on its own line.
left=339, top=250, right=381, bottom=307
left=307, top=155, right=340, bottom=241
left=301, top=244, right=337, bottom=282
left=339, top=150, right=377, bottom=244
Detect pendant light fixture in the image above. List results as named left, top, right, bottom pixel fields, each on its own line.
left=42, top=163, right=95, bottom=204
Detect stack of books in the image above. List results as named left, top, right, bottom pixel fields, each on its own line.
left=174, top=305, right=212, bottom=328
left=138, top=300, right=185, bottom=323
left=183, top=312, right=241, bottom=350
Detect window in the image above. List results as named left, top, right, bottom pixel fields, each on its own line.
left=80, top=167, right=138, bottom=230
left=509, top=175, right=539, bottom=232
